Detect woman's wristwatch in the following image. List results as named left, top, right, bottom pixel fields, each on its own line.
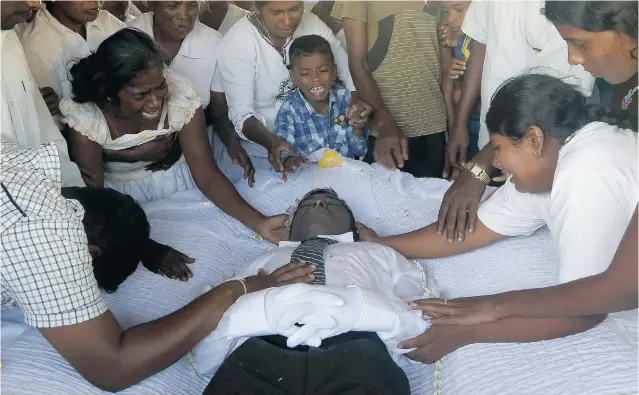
left=461, top=162, right=492, bottom=184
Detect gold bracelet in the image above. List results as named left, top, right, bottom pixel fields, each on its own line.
left=461, top=162, right=492, bottom=184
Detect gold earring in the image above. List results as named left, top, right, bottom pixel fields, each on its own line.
left=534, top=149, right=538, bottom=156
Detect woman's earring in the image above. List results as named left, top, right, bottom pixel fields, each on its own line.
left=534, top=149, right=539, bottom=156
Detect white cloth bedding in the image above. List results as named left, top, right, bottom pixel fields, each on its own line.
left=1, top=160, right=637, bottom=395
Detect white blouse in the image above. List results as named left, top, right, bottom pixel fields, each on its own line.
left=478, top=122, right=638, bottom=284
left=218, top=12, right=355, bottom=139
left=127, top=12, right=224, bottom=108
left=19, top=8, right=124, bottom=99
left=59, top=69, right=202, bottom=183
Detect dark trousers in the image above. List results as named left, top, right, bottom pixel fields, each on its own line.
left=203, top=332, right=411, bottom=395
left=364, top=132, right=446, bottom=179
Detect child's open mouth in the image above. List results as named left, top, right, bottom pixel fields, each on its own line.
left=310, top=86, right=326, bottom=95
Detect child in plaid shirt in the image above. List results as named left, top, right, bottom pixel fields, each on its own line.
left=275, top=34, right=371, bottom=180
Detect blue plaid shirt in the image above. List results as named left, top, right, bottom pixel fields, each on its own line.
left=275, top=84, right=368, bottom=160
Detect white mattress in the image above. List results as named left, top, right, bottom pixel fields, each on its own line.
left=2, top=163, right=637, bottom=395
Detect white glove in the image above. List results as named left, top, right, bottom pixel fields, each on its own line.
left=283, top=285, right=424, bottom=349
left=192, top=283, right=346, bottom=375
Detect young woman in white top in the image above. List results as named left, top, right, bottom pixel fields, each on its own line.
left=19, top=1, right=123, bottom=109
left=127, top=1, right=254, bottom=186
left=358, top=73, right=638, bottom=363
left=388, top=1, right=639, bottom=344
left=60, top=28, right=290, bottom=244
left=218, top=1, right=355, bottom=172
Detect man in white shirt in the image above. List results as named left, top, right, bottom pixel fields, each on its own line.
left=0, top=1, right=84, bottom=188
left=19, top=2, right=124, bottom=101
left=194, top=188, right=434, bottom=394
left=458, top=0, right=595, bottom=150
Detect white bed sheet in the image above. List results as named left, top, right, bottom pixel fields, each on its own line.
left=1, top=162, right=637, bottom=395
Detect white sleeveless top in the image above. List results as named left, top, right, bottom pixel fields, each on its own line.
left=60, top=69, right=202, bottom=183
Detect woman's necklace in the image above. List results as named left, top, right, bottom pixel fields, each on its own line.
left=621, top=85, right=638, bottom=110
left=110, top=109, right=121, bottom=138
left=252, top=13, right=291, bottom=64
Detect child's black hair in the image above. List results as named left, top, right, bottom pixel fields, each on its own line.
left=288, top=34, right=335, bottom=70
left=68, top=28, right=163, bottom=108
left=61, top=187, right=150, bottom=293
left=486, top=73, right=637, bottom=147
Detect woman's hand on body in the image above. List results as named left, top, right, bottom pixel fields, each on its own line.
left=437, top=169, right=486, bottom=242
left=256, top=214, right=290, bottom=244
left=449, top=59, right=467, bottom=80
left=282, top=155, right=310, bottom=181
left=244, top=260, right=316, bottom=293
left=411, top=297, right=505, bottom=326
left=355, top=222, right=379, bottom=242
left=225, top=136, right=255, bottom=187
left=399, top=324, right=473, bottom=363
left=141, top=240, right=195, bottom=281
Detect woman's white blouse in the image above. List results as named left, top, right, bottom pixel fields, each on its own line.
left=19, top=8, right=124, bottom=99
left=478, top=122, right=638, bottom=284
left=218, top=12, right=355, bottom=139
left=59, top=68, right=202, bottom=183
left=127, top=13, right=224, bottom=108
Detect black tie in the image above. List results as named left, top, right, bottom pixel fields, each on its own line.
left=289, top=237, right=337, bottom=285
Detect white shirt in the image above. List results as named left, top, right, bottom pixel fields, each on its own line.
left=0, top=30, right=83, bottom=188
left=127, top=13, right=223, bottom=108
left=478, top=122, right=638, bottom=283
left=217, top=3, right=249, bottom=35
left=219, top=12, right=355, bottom=139
left=19, top=8, right=124, bottom=99
left=462, top=0, right=595, bottom=149
left=192, top=234, right=435, bottom=375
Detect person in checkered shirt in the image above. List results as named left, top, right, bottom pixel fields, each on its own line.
left=0, top=137, right=317, bottom=391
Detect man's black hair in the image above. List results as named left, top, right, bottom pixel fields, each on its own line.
left=291, top=188, right=359, bottom=241
left=288, top=34, right=335, bottom=70
left=61, top=187, right=150, bottom=293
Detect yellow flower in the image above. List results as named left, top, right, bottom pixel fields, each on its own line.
left=317, top=150, right=343, bottom=169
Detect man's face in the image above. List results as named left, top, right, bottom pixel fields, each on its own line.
left=1, top=1, right=40, bottom=30
left=289, top=191, right=353, bottom=241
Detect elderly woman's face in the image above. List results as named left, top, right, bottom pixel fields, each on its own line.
left=555, top=24, right=638, bottom=84
left=259, top=1, right=304, bottom=40
left=154, top=1, right=200, bottom=41
left=490, top=131, right=559, bottom=194
left=117, top=65, right=169, bottom=125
